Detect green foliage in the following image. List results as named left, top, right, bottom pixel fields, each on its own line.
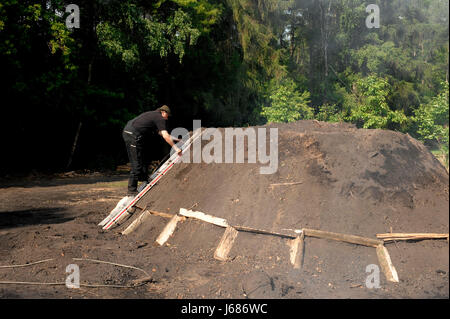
left=173, top=0, right=224, bottom=33
left=261, top=79, right=313, bottom=123
left=316, top=103, right=345, bottom=123
left=1, top=0, right=449, bottom=173
left=413, top=82, right=449, bottom=154
left=345, top=75, right=408, bottom=130
left=96, top=3, right=201, bottom=66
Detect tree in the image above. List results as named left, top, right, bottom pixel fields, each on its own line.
left=261, top=78, right=312, bottom=123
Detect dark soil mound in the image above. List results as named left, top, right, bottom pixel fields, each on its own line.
left=121, top=120, right=449, bottom=298
left=134, top=120, right=448, bottom=236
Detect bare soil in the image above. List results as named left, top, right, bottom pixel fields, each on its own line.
left=0, top=120, right=448, bottom=299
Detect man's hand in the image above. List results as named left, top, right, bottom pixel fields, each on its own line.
left=174, top=145, right=182, bottom=155
left=160, top=130, right=182, bottom=155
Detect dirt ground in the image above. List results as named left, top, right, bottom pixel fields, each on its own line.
left=0, top=121, right=448, bottom=299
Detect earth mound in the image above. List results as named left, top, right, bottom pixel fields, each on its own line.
left=120, top=120, right=449, bottom=298
left=132, top=120, right=448, bottom=236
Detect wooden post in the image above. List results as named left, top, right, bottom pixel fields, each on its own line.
left=155, top=214, right=185, bottom=246
left=122, top=210, right=175, bottom=235
left=376, top=244, right=399, bottom=283
left=214, top=226, right=239, bottom=261
left=122, top=210, right=150, bottom=235
left=289, top=232, right=305, bottom=269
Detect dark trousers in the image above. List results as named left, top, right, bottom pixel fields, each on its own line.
left=123, top=124, right=149, bottom=194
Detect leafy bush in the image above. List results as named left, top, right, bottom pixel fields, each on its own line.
left=345, top=75, right=408, bottom=130
left=413, top=81, right=449, bottom=167
left=261, top=79, right=313, bottom=123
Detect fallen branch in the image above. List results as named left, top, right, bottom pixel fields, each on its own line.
left=0, top=259, right=54, bottom=269
left=72, top=258, right=150, bottom=277
left=0, top=280, right=151, bottom=288
left=270, top=181, right=303, bottom=187
left=0, top=258, right=153, bottom=288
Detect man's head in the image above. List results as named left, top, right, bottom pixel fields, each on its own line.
left=159, top=105, right=171, bottom=119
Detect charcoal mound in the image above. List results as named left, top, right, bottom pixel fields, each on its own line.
left=121, top=120, right=448, bottom=298
left=135, top=120, right=448, bottom=236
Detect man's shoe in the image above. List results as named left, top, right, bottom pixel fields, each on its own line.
left=137, top=181, right=148, bottom=193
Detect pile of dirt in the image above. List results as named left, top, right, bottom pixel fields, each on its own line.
left=123, top=120, right=448, bottom=297
left=134, top=120, right=448, bottom=236
left=0, top=120, right=448, bottom=299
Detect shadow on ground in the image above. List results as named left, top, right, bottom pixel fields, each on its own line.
left=0, top=207, right=72, bottom=229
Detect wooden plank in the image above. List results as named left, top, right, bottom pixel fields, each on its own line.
left=122, top=209, right=175, bottom=235
left=376, top=244, right=399, bottom=283
left=289, top=232, right=305, bottom=269
left=147, top=210, right=174, bottom=219
left=233, top=225, right=296, bottom=239
left=98, top=195, right=134, bottom=227
left=377, top=233, right=449, bottom=242
left=121, top=210, right=150, bottom=235
left=179, top=208, right=228, bottom=228
left=270, top=181, right=303, bottom=187
left=214, top=226, right=239, bottom=261
left=303, top=228, right=383, bottom=248
left=155, top=214, right=185, bottom=246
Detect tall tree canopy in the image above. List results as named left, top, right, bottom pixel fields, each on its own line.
left=0, top=0, right=448, bottom=174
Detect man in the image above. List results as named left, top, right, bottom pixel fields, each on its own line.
left=122, top=105, right=181, bottom=196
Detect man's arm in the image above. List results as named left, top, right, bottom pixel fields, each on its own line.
left=159, top=130, right=182, bottom=154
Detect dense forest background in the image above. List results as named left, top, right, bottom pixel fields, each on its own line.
left=0, top=0, right=448, bottom=175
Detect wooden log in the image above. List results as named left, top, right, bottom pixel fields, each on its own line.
left=377, top=233, right=449, bottom=242
left=155, top=215, right=185, bottom=246
left=289, top=232, right=305, bottom=269
left=147, top=210, right=174, bottom=219
left=233, top=225, right=296, bottom=239
left=376, top=244, right=399, bottom=283
left=106, top=207, right=135, bottom=230
left=122, top=209, right=174, bottom=235
left=179, top=208, right=228, bottom=228
left=303, top=228, right=383, bottom=248
left=214, top=226, right=239, bottom=261
left=270, top=181, right=303, bottom=187
left=121, top=210, right=150, bottom=235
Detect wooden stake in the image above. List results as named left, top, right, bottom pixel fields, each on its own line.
left=155, top=214, right=185, bottom=246
left=179, top=208, right=228, bottom=228
left=214, top=226, right=239, bottom=261
left=303, top=228, right=383, bottom=248
left=122, top=210, right=149, bottom=235
left=289, top=232, right=305, bottom=269
left=122, top=209, right=175, bottom=235
left=376, top=244, right=399, bottom=283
